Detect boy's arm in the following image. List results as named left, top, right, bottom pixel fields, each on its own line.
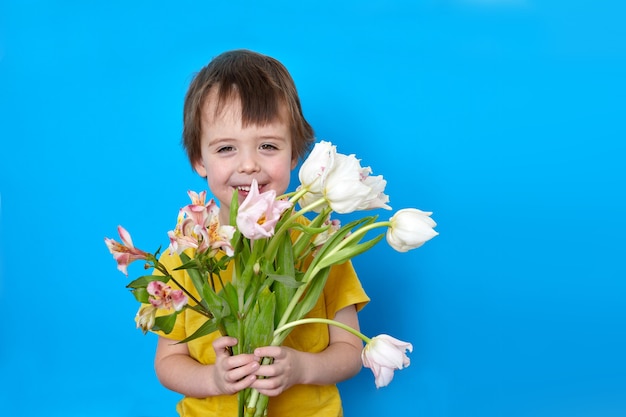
left=251, top=304, right=363, bottom=396
left=154, top=335, right=260, bottom=397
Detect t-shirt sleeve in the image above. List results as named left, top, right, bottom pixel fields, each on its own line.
left=323, top=260, right=370, bottom=319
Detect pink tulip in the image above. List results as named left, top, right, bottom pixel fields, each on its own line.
left=236, top=179, right=292, bottom=240
left=361, top=334, right=413, bottom=388
left=104, top=226, right=149, bottom=275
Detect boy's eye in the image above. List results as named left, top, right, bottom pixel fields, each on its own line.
left=217, top=145, right=235, bottom=153
left=260, top=143, right=278, bottom=151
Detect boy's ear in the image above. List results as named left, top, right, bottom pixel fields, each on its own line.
left=193, top=159, right=207, bottom=177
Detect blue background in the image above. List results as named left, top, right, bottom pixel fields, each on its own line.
left=1, top=1, right=625, bottom=416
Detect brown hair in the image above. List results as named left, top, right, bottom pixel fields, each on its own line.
left=182, top=49, right=314, bottom=165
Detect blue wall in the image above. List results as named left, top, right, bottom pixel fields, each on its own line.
left=1, top=1, right=625, bottom=416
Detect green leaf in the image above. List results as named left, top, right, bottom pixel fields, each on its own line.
left=172, top=256, right=202, bottom=271
left=221, top=283, right=240, bottom=318
left=266, top=273, right=304, bottom=288
left=229, top=189, right=240, bottom=227
left=273, top=232, right=298, bottom=323
left=282, top=267, right=331, bottom=338
left=223, top=315, right=239, bottom=347
left=244, top=288, right=276, bottom=351
left=315, top=216, right=378, bottom=261
left=317, top=234, right=384, bottom=270
left=131, top=287, right=149, bottom=303
left=126, top=274, right=169, bottom=289
left=177, top=318, right=219, bottom=344
left=152, top=313, right=178, bottom=334
left=178, top=252, right=209, bottom=310
left=290, top=222, right=329, bottom=235
left=202, top=284, right=227, bottom=320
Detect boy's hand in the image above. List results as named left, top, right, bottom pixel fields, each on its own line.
left=250, top=346, right=305, bottom=397
left=210, top=336, right=260, bottom=395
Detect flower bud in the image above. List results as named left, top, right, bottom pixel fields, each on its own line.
left=135, top=304, right=157, bottom=334
left=386, top=208, right=438, bottom=252
left=361, top=334, right=413, bottom=388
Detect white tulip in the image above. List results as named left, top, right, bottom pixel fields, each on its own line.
left=298, top=141, right=392, bottom=214
left=323, top=153, right=373, bottom=213
left=356, top=171, right=391, bottom=211
left=298, top=140, right=336, bottom=193
left=386, top=208, right=438, bottom=252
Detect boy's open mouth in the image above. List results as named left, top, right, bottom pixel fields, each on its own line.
left=235, top=183, right=262, bottom=197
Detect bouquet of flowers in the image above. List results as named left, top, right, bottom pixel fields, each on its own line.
left=105, top=141, right=438, bottom=417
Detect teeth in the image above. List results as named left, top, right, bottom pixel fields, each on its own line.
left=237, top=183, right=262, bottom=192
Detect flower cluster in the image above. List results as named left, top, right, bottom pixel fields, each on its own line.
left=105, top=140, right=437, bottom=417
left=167, top=191, right=236, bottom=256
left=297, top=141, right=391, bottom=213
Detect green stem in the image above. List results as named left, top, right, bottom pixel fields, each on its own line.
left=274, top=317, right=371, bottom=344
left=320, top=221, right=391, bottom=263
left=286, top=186, right=309, bottom=204
left=273, top=263, right=322, bottom=331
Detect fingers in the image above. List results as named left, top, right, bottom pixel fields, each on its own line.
left=212, top=336, right=237, bottom=357
left=211, top=337, right=263, bottom=395
left=221, top=366, right=259, bottom=394
left=251, top=378, right=284, bottom=397
left=254, top=346, right=283, bottom=359
left=249, top=346, right=301, bottom=397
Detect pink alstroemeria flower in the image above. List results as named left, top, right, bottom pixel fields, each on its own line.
left=168, top=192, right=235, bottom=256
left=361, top=334, right=413, bottom=388
left=147, top=281, right=188, bottom=311
left=203, top=215, right=236, bottom=256
left=180, top=190, right=214, bottom=227
left=187, top=190, right=207, bottom=206
left=104, top=226, right=149, bottom=275
left=236, top=179, right=292, bottom=240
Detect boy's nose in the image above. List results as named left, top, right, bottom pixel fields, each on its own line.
left=237, top=153, right=261, bottom=173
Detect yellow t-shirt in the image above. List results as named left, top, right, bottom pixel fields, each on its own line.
left=154, top=244, right=369, bottom=417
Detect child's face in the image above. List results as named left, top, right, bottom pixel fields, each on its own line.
left=193, top=91, right=297, bottom=225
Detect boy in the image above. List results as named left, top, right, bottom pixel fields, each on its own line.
left=153, top=50, right=370, bottom=416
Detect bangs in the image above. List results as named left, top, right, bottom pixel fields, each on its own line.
left=212, top=73, right=287, bottom=127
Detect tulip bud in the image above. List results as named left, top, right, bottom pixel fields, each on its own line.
left=361, top=334, right=413, bottom=388
left=386, top=208, right=438, bottom=252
